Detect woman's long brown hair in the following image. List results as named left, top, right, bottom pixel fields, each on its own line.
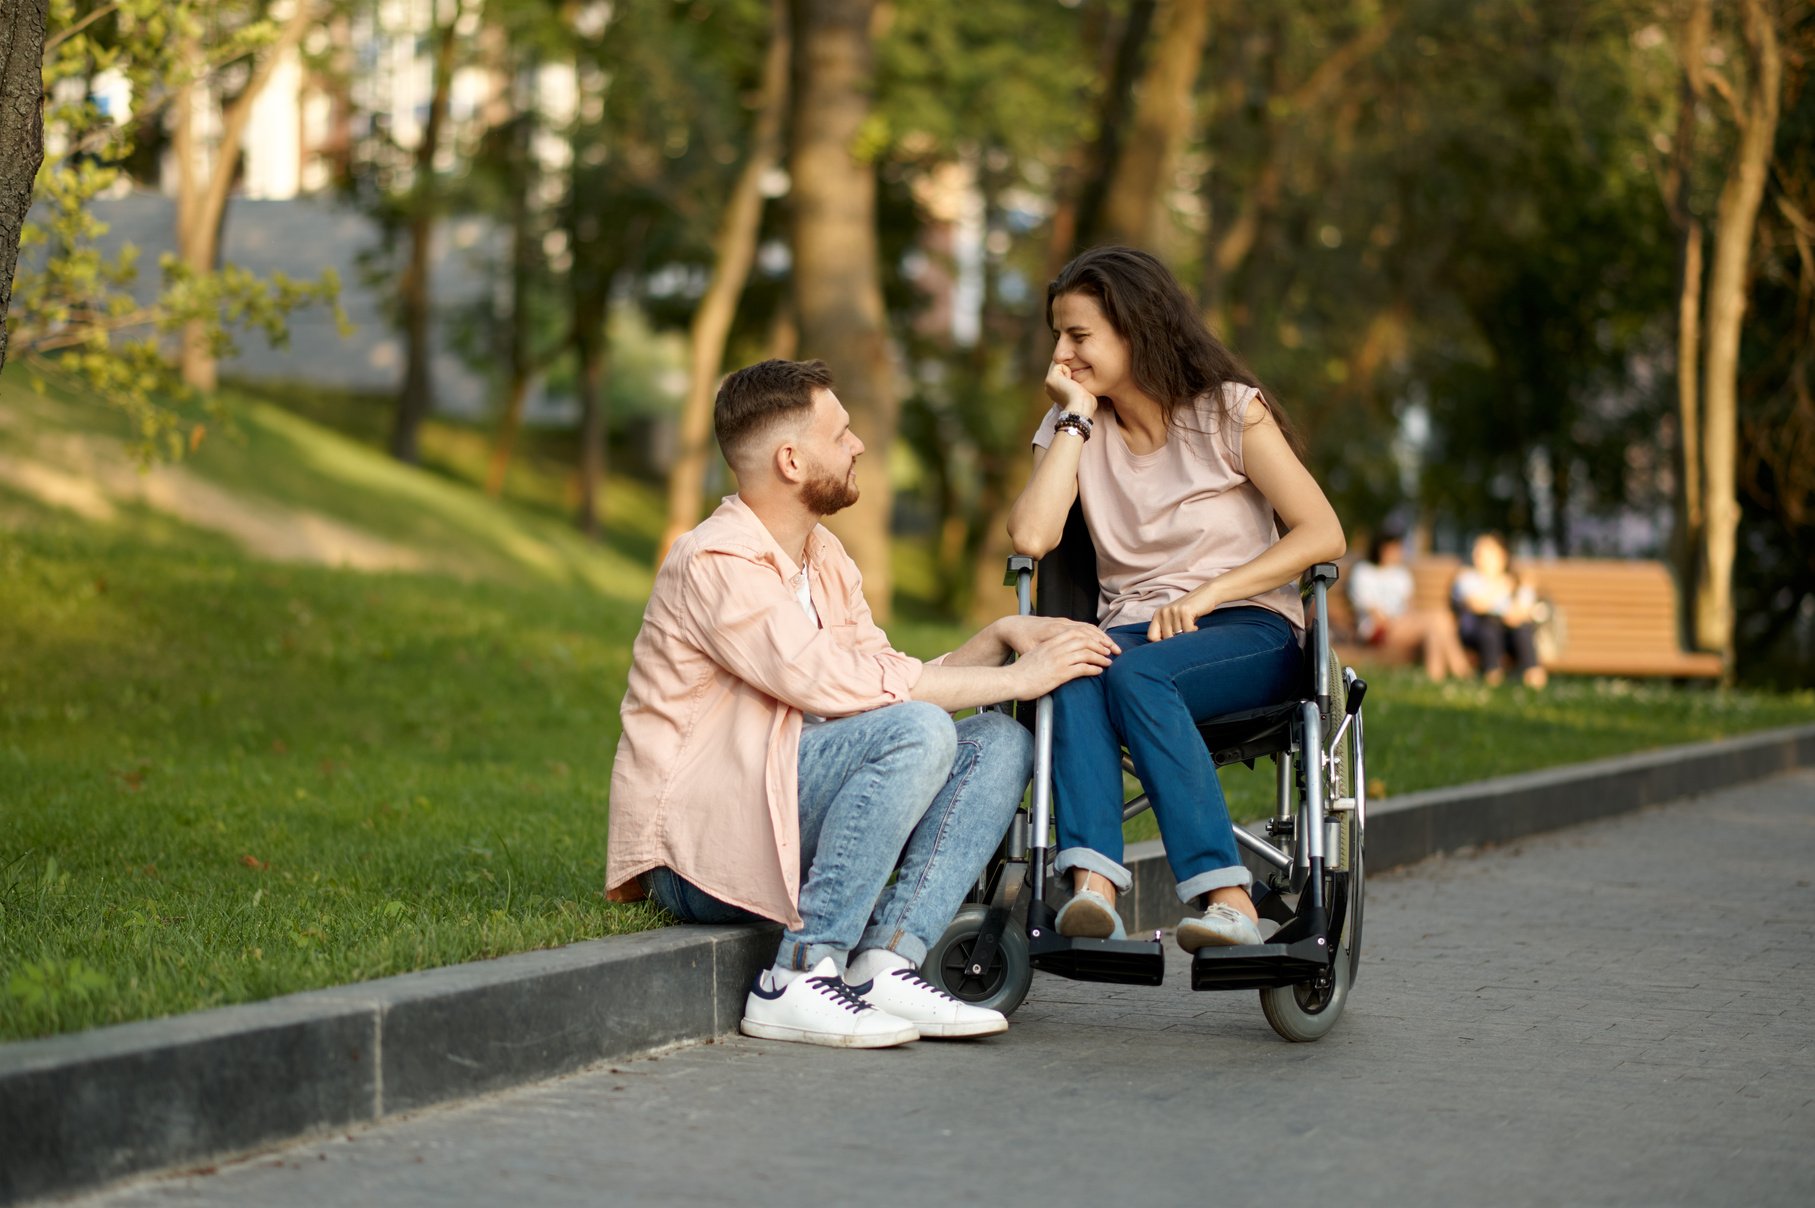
left=1046, top=245, right=1306, bottom=459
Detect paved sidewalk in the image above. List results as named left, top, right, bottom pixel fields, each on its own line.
left=78, top=771, right=1815, bottom=1208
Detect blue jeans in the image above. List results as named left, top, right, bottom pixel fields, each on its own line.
left=1051, top=606, right=1301, bottom=903
left=645, top=703, right=1031, bottom=972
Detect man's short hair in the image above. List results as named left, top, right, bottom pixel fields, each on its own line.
left=714, top=359, right=835, bottom=468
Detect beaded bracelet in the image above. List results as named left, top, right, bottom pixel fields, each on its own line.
left=1054, top=410, right=1093, bottom=441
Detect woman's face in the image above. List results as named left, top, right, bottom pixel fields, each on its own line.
left=1472, top=536, right=1508, bottom=575
left=1051, top=292, right=1134, bottom=401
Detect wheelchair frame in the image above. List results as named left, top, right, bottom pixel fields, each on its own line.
left=923, top=545, right=1370, bottom=1043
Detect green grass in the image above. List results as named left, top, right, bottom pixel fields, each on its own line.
left=2, top=376, right=1810, bottom=1042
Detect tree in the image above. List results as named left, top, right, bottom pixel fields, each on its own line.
left=1688, top=0, right=1783, bottom=665
left=658, top=0, right=789, bottom=562
left=1728, top=4, right=1813, bottom=684
left=789, top=0, right=897, bottom=617
left=0, top=0, right=48, bottom=374
left=389, top=0, right=469, bottom=464
left=170, top=0, right=319, bottom=393
left=11, top=1, right=340, bottom=456
left=1096, top=0, right=1210, bottom=250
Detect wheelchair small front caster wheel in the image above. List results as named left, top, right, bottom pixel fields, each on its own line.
left=923, top=905, right=1033, bottom=1016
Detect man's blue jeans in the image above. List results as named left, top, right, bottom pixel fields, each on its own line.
left=645, top=702, right=1031, bottom=972
left=1051, top=606, right=1301, bottom=904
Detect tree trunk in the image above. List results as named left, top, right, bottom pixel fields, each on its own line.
left=0, top=0, right=47, bottom=375
left=175, top=0, right=316, bottom=393
left=573, top=322, right=608, bottom=538
left=1695, top=0, right=1781, bottom=665
left=486, top=102, right=540, bottom=499
left=1097, top=0, right=1211, bottom=250
left=1668, top=0, right=1710, bottom=647
left=658, top=0, right=790, bottom=563
left=789, top=0, right=896, bottom=619
left=1675, top=219, right=1705, bottom=623
left=390, top=3, right=462, bottom=463
left=1070, top=0, right=1157, bottom=253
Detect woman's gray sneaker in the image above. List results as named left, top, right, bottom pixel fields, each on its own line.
left=1055, top=886, right=1126, bottom=940
left=1176, top=902, right=1263, bottom=952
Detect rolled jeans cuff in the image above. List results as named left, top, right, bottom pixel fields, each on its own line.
left=775, top=939, right=846, bottom=975
left=857, top=926, right=930, bottom=970
left=1176, top=864, right=1253, bottom=903
left=1053, top=847, right=1132, bottom=894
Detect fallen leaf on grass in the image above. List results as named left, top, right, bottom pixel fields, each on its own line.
left=240, top=854, right=268, bottom=871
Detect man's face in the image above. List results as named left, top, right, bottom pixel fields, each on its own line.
left=797, top=387, right=864, bottom=516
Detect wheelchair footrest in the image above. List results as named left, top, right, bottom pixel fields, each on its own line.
left=1028, top=929, right=1166, bottom=986
left=1189, top=935, right=1331, bottom=992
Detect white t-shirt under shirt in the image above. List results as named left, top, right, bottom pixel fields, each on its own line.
left=1032, top=384, right=1305, bottom=634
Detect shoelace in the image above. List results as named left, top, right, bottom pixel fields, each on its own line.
left=888, top=968, right=960, bottom=1004
left=806, top=974, right=875, bottom=1015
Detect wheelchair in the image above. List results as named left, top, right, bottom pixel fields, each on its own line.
left=923, top=505, right=1370, bottom=1042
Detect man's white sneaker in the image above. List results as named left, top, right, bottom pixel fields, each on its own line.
left=740, top=958, right=919, bottom=1048
left=854, top=967, right=1008, bottom=1039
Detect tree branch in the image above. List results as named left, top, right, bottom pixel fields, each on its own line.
left=43, top=2, right=121, bottom=54
left=1701, top=65, right=1746, bottom=127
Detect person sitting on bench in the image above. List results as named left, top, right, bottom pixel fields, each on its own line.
left=1452, top=532, right=1548, bottom=689
left=1007, top=246, right=1346, bottom=952
left=607, top=358, right=1118, bottom=1048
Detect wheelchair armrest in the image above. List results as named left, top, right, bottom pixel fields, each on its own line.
left=1307, top=562, right=1341, bottom=586
left=1003, top=554, right=1036, bottom=586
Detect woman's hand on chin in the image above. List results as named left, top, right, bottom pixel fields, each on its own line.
left=1045, top=362, right=1098, bottom=416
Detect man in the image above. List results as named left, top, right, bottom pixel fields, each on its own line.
left=607, top=359, right=1118, bottom=1048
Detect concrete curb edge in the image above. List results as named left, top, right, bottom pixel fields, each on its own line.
left=3, top=722, right=1811, bottom=1203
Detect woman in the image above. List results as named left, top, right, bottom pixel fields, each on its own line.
left=1452, top=532, right=1548, bottom=688
left=1349, top=529, right=1472, bottom=681
left=1006, top=246, right=1345, bottom=951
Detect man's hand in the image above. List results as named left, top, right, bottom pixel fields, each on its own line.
left=992, top=614, right=1117, bottom=657
left=1044, top=362, right=1098, bottom=417
left=1146, top=583, right=1220, bottom=642
left=1012, top=627, right=1119, bottom=698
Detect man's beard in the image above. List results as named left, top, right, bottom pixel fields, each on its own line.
left=800, top=464, right=859, bottom=516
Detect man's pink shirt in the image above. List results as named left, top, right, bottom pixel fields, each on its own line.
left=606, top=495, right=926, bottom=928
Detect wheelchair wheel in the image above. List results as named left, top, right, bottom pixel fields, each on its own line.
left=923, top=905, right=1033, bottom=1016
left=1260, top=665, right=1365, bottom=1042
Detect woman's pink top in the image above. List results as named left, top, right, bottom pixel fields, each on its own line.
left=1033, top=384, right=1305, bottom=633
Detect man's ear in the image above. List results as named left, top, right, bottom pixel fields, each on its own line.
left=772, top=434, right=806, bottom=485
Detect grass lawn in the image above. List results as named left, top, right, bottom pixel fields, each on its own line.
left=2, top=378, right=1809, bottom=1042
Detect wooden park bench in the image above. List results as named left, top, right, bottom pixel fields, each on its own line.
left=1336, top=556, right=1723, bottom=679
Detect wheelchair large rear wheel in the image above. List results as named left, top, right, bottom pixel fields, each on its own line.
left=924, top=905, right=1034, bottom=1016
left=1260, top=664, right=1365, bottom=1042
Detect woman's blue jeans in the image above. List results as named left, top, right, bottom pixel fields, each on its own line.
left=1051, top=606, right=1301, bottom=903
left=645, top=703, right=1030, bottom=973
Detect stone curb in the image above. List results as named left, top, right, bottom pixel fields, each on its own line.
left=0, top=925, right=780, bottom=1205
left=3, top=722, right=1811, bottom=1204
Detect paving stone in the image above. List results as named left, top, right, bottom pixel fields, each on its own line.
left=68, top=769, right=1815, bottom=1208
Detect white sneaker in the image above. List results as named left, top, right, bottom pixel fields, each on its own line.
left=854, top=967, right=1008, bottom=1039
left=740, top=958, right=920, bottom=1048
left=1176, top=902, right=1264, bottom=952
